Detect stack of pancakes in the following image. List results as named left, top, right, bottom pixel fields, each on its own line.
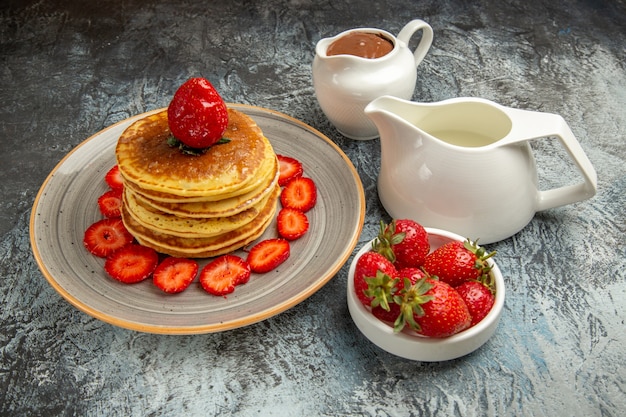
left=116, top=108, right=280, bottom=258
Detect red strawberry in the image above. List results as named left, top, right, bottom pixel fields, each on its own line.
left=353, top=251, right=397, bottom=308
left=199, top=254, right=251, bottom=296
left=104, top=244, right=159, bottom=284
left=83, top=218, right=134, bottom=258
left=371, top=267, right=426, bottom=323
left=246, top=238, right=290, bottom=273
left=167, top=77, right=229, bottom=149
left=153, top=257, right=199, bottom=294
left=373, top=219, right=430, bottom=269
left=277, top=208, right=309, bottom=241
left=97, top=189, right=123, bottom=218
left=277, top=155, right=304, bottom=187
left=280, top=177, right=317, bottom=212
left=456, top=280, right=495, bottom=326
left=423, top=239, right=496, bottom=287
left=396, top=278, right=471, bottom=337
left=104, top=165, right=124, bottom=190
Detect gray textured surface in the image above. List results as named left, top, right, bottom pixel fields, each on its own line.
left=1, top=0, right=625, bottom=416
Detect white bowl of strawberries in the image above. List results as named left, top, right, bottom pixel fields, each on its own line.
left=347, top=220, right=505, bottom=362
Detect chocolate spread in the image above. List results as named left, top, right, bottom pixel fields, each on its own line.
left=326, top=32, right=394, bottom=59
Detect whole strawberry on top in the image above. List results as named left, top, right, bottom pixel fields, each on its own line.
left=423, top=238, right=495, bottom=288
left=373, top=219, right=430, bottom=269
left=167, top=77, right=229, bottom=149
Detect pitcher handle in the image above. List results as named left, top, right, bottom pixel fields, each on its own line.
left=397, top=19, right=434, bottom=67
left=504, top=109, right=598, bottom=211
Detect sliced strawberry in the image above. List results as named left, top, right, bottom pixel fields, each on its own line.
left=83, top=218, right=134, bottom=258
left=199, top=254, right=251, bottom=296
left=97, top=189, right=123, bottom=218
left=280, top=177, right=317, bottom=212
left=277, top=155, right=304, bottom=187
left=246, top=238, right=290, bottom=273
left=153, top=257, right=199, bottom=294
left=276, top=208, right=309, bottom=241
left=104, top=165, right=124, bottom=190
left=104, top=244, right=159, bottom=284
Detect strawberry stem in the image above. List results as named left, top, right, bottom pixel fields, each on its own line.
left=463, top=238, right=497, bottom=290
left=167, top=135, right=231, bottom=155
left=363, top=270, right=398, bottom=312
left=393, top=277, right=433, bottom=333
left=371, top=220, right=405, bottom=263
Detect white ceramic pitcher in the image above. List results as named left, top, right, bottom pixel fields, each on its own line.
left=364, top=96, right=598, bottom=243
left=313, top=20, right=433, bottom=140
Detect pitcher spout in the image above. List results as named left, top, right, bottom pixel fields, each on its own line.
left=364, top=95, right=428, bottom=145
left=365, top=95, right=424, bottom=123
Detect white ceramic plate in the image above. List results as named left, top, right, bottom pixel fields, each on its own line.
left=30, top=104, right=365, bottom=334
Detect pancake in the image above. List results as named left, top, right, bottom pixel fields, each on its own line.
left=116, top=105, right=281, bottom=258
left=122, top=152, right=278, bottom=206
left=128, top=162, right=279, bottom=218
left=121, top=185, right=280, bottom=258
left=116, top=108, right=273, bottom=198
left=122, top=185, right=274, bottom=238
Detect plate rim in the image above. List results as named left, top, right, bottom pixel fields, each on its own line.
left=29, top=104, right=365, bottom=334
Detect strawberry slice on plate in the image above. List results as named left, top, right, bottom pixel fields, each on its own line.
left=97, top=189, right=123, bottom=218
left=83, top=218, right=134, bottom=258
left=277, top=208, right=309, bottom=241
left=104, top=165, right=124, bottom=190
left=153, top=257, right=199, bottom=294
left=246, top=238, right=290, bottom=273
left=277, top=155, right=304, bottom=187
left=199, top=254, right=251, bottom=296
left=280, top=177, right=317, bottom=212
left=104, top=244, right=159, bottom=284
